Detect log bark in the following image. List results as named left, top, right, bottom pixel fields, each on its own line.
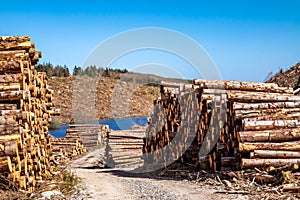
left=0, top=60, right=25, bottom=73
left=239, top=141, right=300, bottom=153
left=235, top=108, right=300, bottom=119
left=0, top=74, right=23, bottom=84
left=0, top=90, right=25, bottom=101
left=0, top=104, right=17, bottom=110
left=0, top=140, right=18, bottom=156
left=0, top=36, right=31, bottom=51
left=193, top=79, right=291, bottom=93
left=233, top=102, right=300, bottom=110
left=243, top=119, right=300, bottom=131
left=241, top=158, right=300, bottom=168
left=252, top=150, right=300, bottom=158
left=0, top=116, right=17, bottom=125
left=0, top=83, right=21, bottom=91
left=0, top=156, right=12, bottom=172
left=0, top=50, right=27, bottom=60
left=282, top=184, right=300, bottom=193
left=239, top=128, right=300, bottom=142
left=0, top=125, right=22, bottom=135
left=227, top=91, right=300, bottom=103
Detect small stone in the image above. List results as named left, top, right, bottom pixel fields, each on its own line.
left=227, top=171, right=237, bottom=178
left=222, top=180, right=232, bottom=188
left=41, top=190, right=64, bottom=199
left=232, top=177, right=238, bottom=183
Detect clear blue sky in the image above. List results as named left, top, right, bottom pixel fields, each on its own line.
left=1, top=0, right=300, bottom=81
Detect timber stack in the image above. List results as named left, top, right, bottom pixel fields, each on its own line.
left=105, top=129, right=144, bottom=168
left=67, top=124, right=109, bottom=149
left=0, top=36, right=58, bottom=191
left=143, top=83, right=200, bottom=169
left=50, top=124, right=109, bottom=164
left=143, top=79, right=300, bottom=171
left=50, top=130, right=86, bottom=165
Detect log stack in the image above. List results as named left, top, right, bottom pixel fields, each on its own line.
left=50, top=132, right=86, bottom=165
left=143, top=84, right=200, bottom=168
left=105, top=130, right=144, bottom=169
left=143, top=79, right=300, bottom=171
left=67, top=124, right=109, bottom=149
left=50, top=124, right=109, bottom=164
left=0, top=36, right=58, bottom=191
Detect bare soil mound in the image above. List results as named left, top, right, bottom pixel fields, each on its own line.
left=266, top=62, right=300, bottom=87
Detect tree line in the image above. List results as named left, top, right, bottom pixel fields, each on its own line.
left=36, top=62, right=129, bottom=78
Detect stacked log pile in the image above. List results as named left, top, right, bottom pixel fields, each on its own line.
left=50, top=131, right=86, bottom=165
left=67, top=124, right=109, bottom=149
left=105, top=130, right=144, bottom=168
left=143, top=83, right=200, bottom=168
left=51, top=124, right=109, bottom=164
left=143, top=79, right=300, bottom=171
left=0, top=36, right=58, bottom=191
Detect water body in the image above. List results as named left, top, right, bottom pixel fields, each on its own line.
left=49, top=117, right=148, bottom=138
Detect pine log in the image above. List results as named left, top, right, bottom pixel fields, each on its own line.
left=241, top=158, right=300, bottom=168
left=0, top=116, right=17, bottom=125
left=0, top=74, right=23, bottom=84
left=0, top=104, right=17, bottom=110
left=242, top=113, right=300, bottom=121
left=233, top=102, right=300, bottom=110
left=0, top=60, right=25, bottom=73
left=227, top=91, right=300, bottom=103
left=282, top=184, right=300, bottom=193
left=243, top=119, right=300, bottom=131
left=0, top=83, right=21, bottom=91
left=0, top=90, right=27, bottom=101
left=0, top=125, right=22, bottom=135
left=239, top=141, right=300, bottom=153
left=0, top=156, right=12, bottom=172
left=0, top=109, right=22, bottom=116
left=0, top=36, right=31, bottom=51
left=193, top=79, right=292, bottom=93
left=253, top=150, right=300, bottom=158
left=239, top=128, right=300, bottom=142
left=0, top=140, right=19, bottom=156
left=0, top=50, right=27, bottom=60
left=235, top=108, right=300, bottom=119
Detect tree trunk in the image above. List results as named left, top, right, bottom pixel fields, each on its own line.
left=243, top=119, right=300, bottom=131
left=239, top=141, right=300, bottom=153
left=193, top=79, right=292, bottom=93
left=227, top=91, right=300, bottom=103
left=239, top=128, right=300, bottom=142
left=252, top=150, right=300, bottom=158
left=0, top=36, right=31, bottom=51
left=241, top=158, right=300, bottom=168
left=233, top=102, right=300, bottom=110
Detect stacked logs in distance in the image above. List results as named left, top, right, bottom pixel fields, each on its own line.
left=143, top=79, right=300, bottom=171
left=0, top=36, right=59, bottom=191
left=50, top=124, right=109, bottom=164
left=67, top=124, right=108, bottom=150
left=50, top=130, right=86, bottom=165
left=105, top=129, right=144, bottom=169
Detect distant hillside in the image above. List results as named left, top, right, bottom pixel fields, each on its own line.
left=48, top=73, right=189, bottom=128
left=266, top=62, right=300, bottom=87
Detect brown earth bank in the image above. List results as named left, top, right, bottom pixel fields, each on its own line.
left=48, top=73, right=188, bottom=127
left=266, top=62, right=300, bottom=87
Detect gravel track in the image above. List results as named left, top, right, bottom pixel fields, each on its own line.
left=68, top=147, right=248, bottom=200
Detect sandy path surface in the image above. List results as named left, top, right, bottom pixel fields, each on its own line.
left=69, top=147, right=248, bottom=200
left=73, top=168, right=228, bottom=200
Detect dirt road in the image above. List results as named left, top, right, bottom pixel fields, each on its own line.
left=68, top=147, right=248, bottom=200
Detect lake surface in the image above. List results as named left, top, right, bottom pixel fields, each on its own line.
left=49, top=117, right=148, bottom=138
